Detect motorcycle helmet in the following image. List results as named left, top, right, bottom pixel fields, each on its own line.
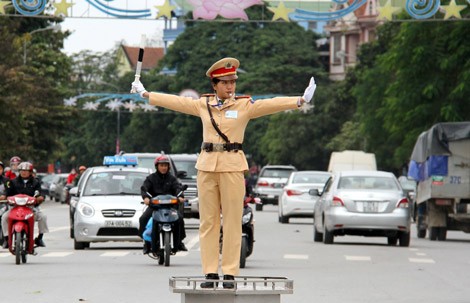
left=0, top=161, right=4, bottom=169
left=154, top=155, right=170, bottom=166
left=18, top=162, right=34, bottom=172
left=10, top=156, right=21, bottom=164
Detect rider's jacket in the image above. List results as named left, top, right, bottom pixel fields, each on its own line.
left=6, top=175, right=41, bottom=197
left=0, top=175, right=9, bottom=196
left=140, top=171, right=183, bottom=199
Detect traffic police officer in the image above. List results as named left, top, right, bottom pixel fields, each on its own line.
left=131, top=57, right=316, bottom=288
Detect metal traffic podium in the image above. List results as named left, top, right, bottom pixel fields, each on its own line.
left=169, top=276, right=293, bottom=303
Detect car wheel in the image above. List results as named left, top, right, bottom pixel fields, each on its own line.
left=74, top=239, right=87, bottom=250
left=437, top=227, right=447, bottom=241
left=429, top=227, right=438, bottom=241
left=280, top=215, right=289, bottom=224
left=387, top=236, right=398, bottom=246
left=323, top=226, right=334, bottom=244
left=313, top=225, right=323, bottom=242
left=399, top=232, right=410, bottom=247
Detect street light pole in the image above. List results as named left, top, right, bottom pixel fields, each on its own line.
left=116, top=106, right=121, bottom=155
left=23, top=24, right=61, bottom=65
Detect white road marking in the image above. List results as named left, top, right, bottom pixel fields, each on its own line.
left=185, top=234, right=200, bottom=250
left=284, top=254, right=309, bottom=260
left=345, top=255, right=371, bottom=261
left=49, top=226, right=69, bottom=233
left=100, top=252, right=130, bottom=257
left=409, top=258, right=435, bottom=263
left=409, top=248, right=419, bottom=251
left=42, top=252, right=74, bottom=257
left=416, top=252, right=427, bottom=256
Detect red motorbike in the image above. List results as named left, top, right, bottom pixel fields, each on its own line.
left=5, top=194, right=38, bottom=265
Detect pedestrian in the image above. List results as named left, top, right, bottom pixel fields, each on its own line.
left=131, top=57, right=316, bottom=289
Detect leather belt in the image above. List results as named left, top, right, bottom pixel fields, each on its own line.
left=201, top=142, right=243, bottom=152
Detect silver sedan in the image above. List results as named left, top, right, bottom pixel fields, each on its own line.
left=278, top=171, right=331, bottom=223
left=313, top=170, right=410, bottom=246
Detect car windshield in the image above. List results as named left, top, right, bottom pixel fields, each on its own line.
left=261, top=169, right=294, bottom=178
left=138, top=158, right=155, bottom=170
left=338, top=176, right=399, bottom=190
left=174, top=160, right=197, bottom=179
left=83, top=171, right=147, bottom=196
left=292, top=173, right=330, bottom=184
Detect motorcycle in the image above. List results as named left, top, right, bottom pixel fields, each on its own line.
left=220, top=195, right=260, bottom=268
left=143, top=185, right=187, bottom=267
left=4, top=193, right=39, bottom=265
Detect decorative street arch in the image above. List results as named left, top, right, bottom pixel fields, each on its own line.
left=0, top=0, right=468, bottom=21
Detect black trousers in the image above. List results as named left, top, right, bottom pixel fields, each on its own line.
left=138, top=207, right=186, bottom=250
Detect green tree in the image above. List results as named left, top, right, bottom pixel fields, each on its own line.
left=0, top=16, right=73, bottom=170
left=353, top=21, right=470, bottom=171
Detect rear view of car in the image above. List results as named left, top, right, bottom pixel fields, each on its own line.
left=313, top=170, right=410, bottom=246
left=278, top=171, right=331, bottom=223
left=254, top=165, right=297, bottom=211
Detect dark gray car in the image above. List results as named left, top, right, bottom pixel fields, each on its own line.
left=170, top=154, right=199, bottom=218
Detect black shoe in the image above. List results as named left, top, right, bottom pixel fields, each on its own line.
left=223, top=275, right=235, bottom=289
left=143, top=242, right=151, bottom=255
left=200, top=273, right=219, bottom=288
left=34, top=238, right=46, bottom=247
left=178, top=242, right=188, bottom=251
left=2, top=237, right=8, bottom=249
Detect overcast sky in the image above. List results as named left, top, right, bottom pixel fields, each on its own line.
left=62, top=18, right=164, bottom=54
left=60, top=1, right=166, bottom=54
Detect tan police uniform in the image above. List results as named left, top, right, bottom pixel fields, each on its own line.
left=147, top=57, right=301, bottom=276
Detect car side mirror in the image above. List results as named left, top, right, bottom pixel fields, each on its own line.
left=309, top=188, right=321, bottom=196
left=69, top=187, right=78, bottom=197
left=177, top=170, right=188, bottom=179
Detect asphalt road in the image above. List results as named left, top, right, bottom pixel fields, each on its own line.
left=1, top=200, right=470, bottom=303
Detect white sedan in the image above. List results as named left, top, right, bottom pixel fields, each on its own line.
left=73, top=164, right=152, bottom=249
left=278, top=171, right=331, bottom=224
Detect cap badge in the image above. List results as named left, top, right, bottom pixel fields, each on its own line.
left=225, top=62, right=233, bottom=68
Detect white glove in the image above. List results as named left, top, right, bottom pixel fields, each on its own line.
left=302, top=77, right=316, bottom=103
left=131, top=80, right=147, bottom=98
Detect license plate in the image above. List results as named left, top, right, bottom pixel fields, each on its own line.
left=105, top=220, right=132, bottom=227
left=360, top=202, right=378, bottom=212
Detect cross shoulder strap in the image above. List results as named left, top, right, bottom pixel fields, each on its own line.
left=206, top=97, right=230, bottom=143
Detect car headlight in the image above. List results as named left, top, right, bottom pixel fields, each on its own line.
left=242, top=212, right=252, bottom=225
left=78, top=203, right=95, bottom=217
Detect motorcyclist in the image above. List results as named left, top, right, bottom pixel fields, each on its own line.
left=0, top=162, right=9, bottom=230
left=0, top=161, right=8, bottom=199
left=72, top=165, right=87, bottom=186
left=139, top=155, right=188, bottom=255
left=1, top=162, right=48, bottom=249
left=5, top=156, right=21, bottom=180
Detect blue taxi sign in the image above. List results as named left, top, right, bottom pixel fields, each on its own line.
left=103, top=155, right=138, bottom=166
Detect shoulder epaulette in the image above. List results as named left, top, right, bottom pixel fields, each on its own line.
left=235, top=95, right=251, bottom=99
left=201, top=93, right=215, bottom=97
